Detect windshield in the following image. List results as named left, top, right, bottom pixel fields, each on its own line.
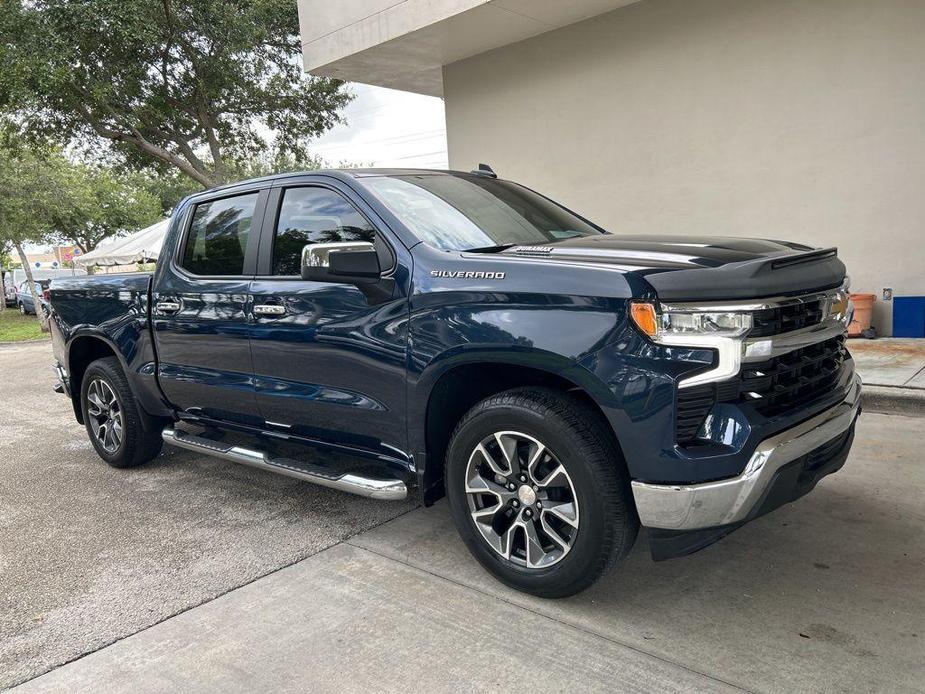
left=362, top=174, right=603, bottom=251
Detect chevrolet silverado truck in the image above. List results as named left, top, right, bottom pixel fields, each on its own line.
left=48, top=168, right=860, bottom=597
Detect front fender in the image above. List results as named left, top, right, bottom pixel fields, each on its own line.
left=406, top=291, right=636, bottom=484
left=406, top=288, right=718, bottom=492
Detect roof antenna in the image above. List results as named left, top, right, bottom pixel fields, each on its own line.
left=471, top=163, right=498, bottom=178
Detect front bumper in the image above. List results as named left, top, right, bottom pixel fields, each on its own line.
left=632, top=373, right=861, bottom=533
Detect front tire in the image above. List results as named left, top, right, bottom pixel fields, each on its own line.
left=80, top=357, right=164, bottom=468
left=445, top=388, right=638, bottom=598
left=18, top=302, right=26, bottom=315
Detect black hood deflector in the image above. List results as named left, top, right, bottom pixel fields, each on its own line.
left=644, top=247, right=845, bottom=301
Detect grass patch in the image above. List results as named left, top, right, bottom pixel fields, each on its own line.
left=0, top=309, right=48, bottom=342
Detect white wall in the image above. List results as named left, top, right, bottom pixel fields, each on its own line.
left=444, top=0, right=925, bottom=334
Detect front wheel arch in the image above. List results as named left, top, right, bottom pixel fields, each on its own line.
left=420, top=360, right=628, bottom=506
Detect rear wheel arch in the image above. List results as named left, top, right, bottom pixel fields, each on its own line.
left=420, top=360, right=628, bottom=505
left=80, top=356, right=164, bottom=467
left=66, top=335, right=127, bottom=424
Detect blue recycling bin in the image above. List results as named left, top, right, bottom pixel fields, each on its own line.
left=893, top=296, right=925, bottom=337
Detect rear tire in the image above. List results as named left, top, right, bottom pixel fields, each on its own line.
left=445, top=387, right=638, bottom=598
left=80, top=357, right=164, bottom=468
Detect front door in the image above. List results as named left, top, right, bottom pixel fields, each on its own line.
left=152, top=189, right=267, bottom=426
left=248, top=182, right=410, bottom=460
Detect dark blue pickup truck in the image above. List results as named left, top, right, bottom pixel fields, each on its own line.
left=49, top=168, right=860, bottom=597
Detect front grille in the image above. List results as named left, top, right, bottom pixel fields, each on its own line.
left=740, top=335, right=847, bottom=416
left=750, top=299, right=825, bottom=337
left=675, top=335, right=847, bottom=444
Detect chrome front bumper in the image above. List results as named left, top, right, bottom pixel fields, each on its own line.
left=632, top=374, right=862, bottom=531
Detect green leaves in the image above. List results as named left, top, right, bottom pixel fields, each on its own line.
left=0, top=123, right=161, bottom=252
left=48, top=163, right=163, bottom=252
left=0, top=124, right=63, bottom=248
left=0, top=0, right=352, bottom=187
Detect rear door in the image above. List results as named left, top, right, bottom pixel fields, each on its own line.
left=152, top=188, right=268, bottom=426
left=248, top=178, right=411, bottom=460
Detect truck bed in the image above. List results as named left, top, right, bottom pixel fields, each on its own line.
left=50, top=273, right=153, bottom=329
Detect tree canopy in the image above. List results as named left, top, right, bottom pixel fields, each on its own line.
left=0, top=127, right=63, bottom=253
left=51, top=164, right=163, bottom=253
left=0, top=125, right=162, bottom=255
left=0, top=0, right=352, bottom=187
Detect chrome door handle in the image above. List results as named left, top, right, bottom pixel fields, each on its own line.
left=253, top=304, right=286, bottom=316
left=156, top=301, right=181, bottom=314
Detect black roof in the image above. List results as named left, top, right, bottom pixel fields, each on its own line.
left=180, top=168, right=504, bottom=211
left=203, top=167, right=481, bottom=193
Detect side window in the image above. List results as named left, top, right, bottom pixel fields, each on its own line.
left=181, top=193, right=259, bottom=276
left=272, top=187, right=376, bottom=276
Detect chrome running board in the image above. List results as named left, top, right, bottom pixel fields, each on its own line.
left=162, top=428, right=408, bottom=501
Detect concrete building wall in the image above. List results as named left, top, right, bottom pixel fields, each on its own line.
left=444, top=0, right=925, bottom=333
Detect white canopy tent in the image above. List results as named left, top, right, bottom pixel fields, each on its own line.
left=74, top=219, right=170, bottom=268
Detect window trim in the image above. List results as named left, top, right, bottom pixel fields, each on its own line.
left=255, top=182, right=395, bottom=280
left=172, top=188, right=269, bottom=281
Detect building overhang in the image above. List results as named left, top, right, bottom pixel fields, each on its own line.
left=298, top=0, right=642, bottom=97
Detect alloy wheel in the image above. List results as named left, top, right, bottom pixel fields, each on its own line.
left=86, top=378, right=124, bottom=454
left=465, top=430, right=580, bottom=569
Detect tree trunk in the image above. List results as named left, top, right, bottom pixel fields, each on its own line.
left=14, top=243, right=50, bottom=332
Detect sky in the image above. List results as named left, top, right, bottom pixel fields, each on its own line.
left=309, top=83, right=448, bottom=169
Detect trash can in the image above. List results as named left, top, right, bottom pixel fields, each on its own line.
left=893, top=296, right=925, bottom=338
left=848, top=293, right=876, bottom=338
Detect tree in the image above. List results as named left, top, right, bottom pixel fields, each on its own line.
left=231, top=149, right=324, bottom=180
left=0, top=242, right=10, bottom=312
left=127, top=169, right=203, bottom=217
left=0, top=0, right=352, bottom=188
left=52, top=164, right=162, bottom=252
left=0, top=127, right=62, bottom=329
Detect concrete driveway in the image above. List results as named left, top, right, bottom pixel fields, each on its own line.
left=2, top=340, right=923, bottom=692
left=0, top=341, right=416, bottom=689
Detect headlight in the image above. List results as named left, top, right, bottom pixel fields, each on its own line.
left=630, top=302, right=752, bottom=342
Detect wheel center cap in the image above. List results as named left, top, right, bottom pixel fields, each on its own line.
left=517, top=485, right=537, bottom=507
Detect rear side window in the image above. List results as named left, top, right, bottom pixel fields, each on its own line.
left=272, top=187, right=376, bottom=276
left=181, top=193, right=259, bottom=276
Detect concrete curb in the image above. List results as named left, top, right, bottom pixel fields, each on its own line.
left=860, top=385, right=925, bottom=417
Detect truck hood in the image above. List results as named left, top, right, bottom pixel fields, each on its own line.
left=501, top=234, right=813, bottom=269
left=499, top=234, right=846, bottom=301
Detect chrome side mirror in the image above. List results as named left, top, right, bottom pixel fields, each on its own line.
left=301, top=242, right=380, bottom=284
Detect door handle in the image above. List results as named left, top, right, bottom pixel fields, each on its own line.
left=156, top=301, right=181, bottom=314
left=253, top=304, right=286, bottom=317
